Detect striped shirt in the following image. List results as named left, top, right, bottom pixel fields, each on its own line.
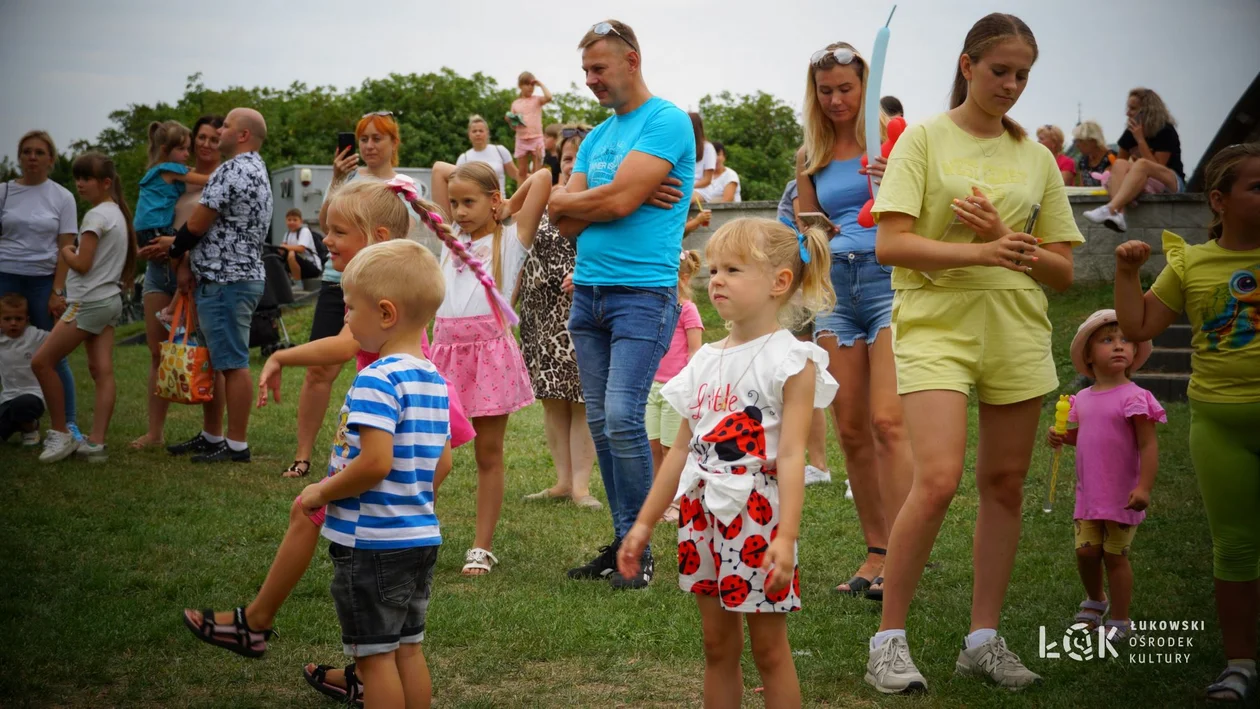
left=322, top=354, right=449, bottom=550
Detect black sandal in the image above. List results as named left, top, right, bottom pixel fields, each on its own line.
left=866, top=576, right=885, bottom=602
left=181, top=606, right=275, bottom=658
left=835, top=547, right=887, bottom=596
left=283, top=460, right=311, bottom=478
left=305, top=663, right=364, bottom=707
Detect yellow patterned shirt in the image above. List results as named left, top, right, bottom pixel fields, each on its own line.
left=1151, top=231, right=1260, bottom=403
left=872, top=112, right=1084, bottom=290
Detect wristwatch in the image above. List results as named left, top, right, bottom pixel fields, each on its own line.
left=53, top=289, right=66, bottom=298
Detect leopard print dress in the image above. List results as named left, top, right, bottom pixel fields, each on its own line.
left=517, top=214, right=583, bottom=402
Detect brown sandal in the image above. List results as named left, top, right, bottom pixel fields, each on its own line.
left=282, top=460, right=311, bottom=478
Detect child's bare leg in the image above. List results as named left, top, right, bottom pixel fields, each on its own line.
left=357, top=651, right=404, bottom=709
left=286, top=251, right=302, bottom=280
left=469, top=415, right=507, bottom=561
left=30, top=320, right=91, bottom=432
left=1076, top=544, right=1106, bottom=603
left=85, top=328, right=116, bottom=444
left=1104, top=551, right=1134, bottom=621
left=396, top=642, right=431, bottom=709
left=697, top=596, right=744, bottom=708
left=747, top=613, right=800, bottom=708
left=186, top=499, right=321, bottom=630
left=649, top=439, right=664, bottom=477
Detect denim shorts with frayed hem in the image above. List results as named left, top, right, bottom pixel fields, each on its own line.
left=814, top=251, right=893, bottom=348
left=329, top=543, right=439, bottom=658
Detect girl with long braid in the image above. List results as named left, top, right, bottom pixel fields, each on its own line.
left=429, top=160, right=552, bottom=575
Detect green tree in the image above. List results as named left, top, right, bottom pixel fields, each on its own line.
left=698, top=91, right=803, bottom=201
left=543, top=84, right=612, bottom=128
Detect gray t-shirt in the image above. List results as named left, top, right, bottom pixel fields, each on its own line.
left=68, top=201, right=128, bottom=302
left=0, top=179, right=78, bottom=277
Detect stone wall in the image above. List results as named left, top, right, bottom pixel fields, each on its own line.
left=681, top=193, right=1211, bottom=285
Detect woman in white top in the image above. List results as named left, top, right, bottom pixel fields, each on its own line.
left=0, top=130, right=79, bottom=437
left=696, top=141, right=741, bottom=203
left=688, top=112, right=718, bottom=189
left=456, top=114, right=520, bottom=194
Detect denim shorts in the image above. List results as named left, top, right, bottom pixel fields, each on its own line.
left=814, top=251, right=894, bottom=347
left=195, top=280, right=264, bottom=370
left=142, top=261, right=178, bottom=297
left=329, top=542, right=439, bottom=658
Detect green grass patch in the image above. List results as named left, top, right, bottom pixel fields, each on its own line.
left=0, top=284, right=1220, bottom=707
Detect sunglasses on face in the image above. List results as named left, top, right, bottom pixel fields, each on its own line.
left=590, top=22, right=639, bottom=54
left=810, top=46, right=858, bottom=67
left=561, top=127, right=590, bottom=139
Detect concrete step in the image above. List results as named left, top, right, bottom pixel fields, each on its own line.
left=1154, top=324, right=1193, bottom=349
left=1143, top=347, right=1193, bottom=373
left=1131, top=371, right=1189, bottom=402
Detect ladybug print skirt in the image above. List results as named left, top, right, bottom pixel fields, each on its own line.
left=676, top=472, right=801, bottom=613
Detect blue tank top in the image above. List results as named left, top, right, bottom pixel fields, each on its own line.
left=813, top=157, right=876, bottom=254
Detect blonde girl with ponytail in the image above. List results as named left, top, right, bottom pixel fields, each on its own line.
left=428, top=159, right=553, bottom=576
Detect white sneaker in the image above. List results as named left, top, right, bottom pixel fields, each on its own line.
left=866, top=635, right=927, bottom=694
left=76, top=441, right=108, bottom=462
left=1082, top=204, right=1114, bottom=224
left=21, top=431, right=40, bottom=447
left=844, top=478, right=854, bottom=500
left=804, top=465, right=832, bottom=486
left=956, top=636, right=1042, bottom=690
left=39, top=429, right=79, bottom=463
left=1104, top=211, right=1127, bottom=233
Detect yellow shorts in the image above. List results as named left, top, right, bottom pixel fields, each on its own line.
left=645, top=381, right=684, bottom=444
left=1074, top=519, right=1138, bottom=556
left=891, top=286, right=1058, bottom=405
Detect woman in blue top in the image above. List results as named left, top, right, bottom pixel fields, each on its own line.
left=794, top=41, right=913, bottom=600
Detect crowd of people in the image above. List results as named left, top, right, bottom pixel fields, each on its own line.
left=1, top=11, right=1257, bottom=708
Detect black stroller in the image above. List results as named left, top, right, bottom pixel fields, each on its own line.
left=251, top=247, right=295, bottom=356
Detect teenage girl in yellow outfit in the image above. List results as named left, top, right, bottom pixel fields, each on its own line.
left=861, top=14, right=1084, bottom=695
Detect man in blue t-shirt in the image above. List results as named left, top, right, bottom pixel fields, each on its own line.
left=549, top=19, right=695, bottom=590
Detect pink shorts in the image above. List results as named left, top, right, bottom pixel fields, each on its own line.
left=514, top=135, right=544, bottom=158
left=430, top=314, right=535, bottom=418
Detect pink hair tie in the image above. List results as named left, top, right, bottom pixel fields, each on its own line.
left=385, top=176, right=418, bottom=201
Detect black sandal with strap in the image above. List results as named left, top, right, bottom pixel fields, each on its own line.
left=181, top=606, right=276, bottom=659
left=864, top=547, right=887, bottom=601
left=305, top=663, right=364, bottom=707
left=283, top=460, right=311, bottom=478
left=835, top=547, right=886, bottom=595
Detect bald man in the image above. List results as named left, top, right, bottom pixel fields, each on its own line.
left=164, top=106, right=274, bottom=463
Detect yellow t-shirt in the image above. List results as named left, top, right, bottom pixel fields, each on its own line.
left=1150, top=231, right=1260, bottom=403
left=872, top=112, right=1084, bottom=290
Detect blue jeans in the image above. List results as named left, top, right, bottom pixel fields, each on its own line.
left=569, top=285, right=681, bottom=541
left=0, top=271, right=76, bottom=424
left=814, top=251, right=894, bottom=347
left=195, top=280, right=265, bottom=371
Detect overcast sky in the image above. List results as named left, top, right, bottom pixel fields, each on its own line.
left=2, top=0, right=1257, bottom=175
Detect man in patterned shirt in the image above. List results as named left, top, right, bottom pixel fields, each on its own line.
left=167, top=107, right=272, bottom=463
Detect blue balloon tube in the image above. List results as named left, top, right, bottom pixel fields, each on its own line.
left=865, top=7, right=895, bottom=198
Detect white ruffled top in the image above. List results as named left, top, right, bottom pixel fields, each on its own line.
left=660, top=330, right=839, bottom=523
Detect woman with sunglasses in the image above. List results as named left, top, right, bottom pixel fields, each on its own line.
left=795, top=42, right=913, bottom=604
left=277, top=110, right=425, bottom=478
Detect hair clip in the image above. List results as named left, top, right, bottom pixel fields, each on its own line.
left=385, top=176, right=417, bottom=202
left=679, top=249, right=689, bottom=262
left=778, top=216, right=811, bottom=264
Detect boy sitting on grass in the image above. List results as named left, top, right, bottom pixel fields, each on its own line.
left=0, top=293, right=49, bottom=446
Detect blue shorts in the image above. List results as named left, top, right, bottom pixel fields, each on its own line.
left=814, top=251, right=893, bottom=347
left=195, top=280, right=264, bottom=370
left=142, top=262, right=178, bottom=296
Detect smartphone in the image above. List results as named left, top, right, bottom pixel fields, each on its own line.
left=336, top=132, right=356, bottom=156
left=798, top=211, right=837, bottom=234
left=1023, top=204, right=1041, bottom=235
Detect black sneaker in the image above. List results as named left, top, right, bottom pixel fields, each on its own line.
left=167, top=433, right=217, bottom=456
left=609, top=547, right=653, bottom=590
left=567, top=540, right=620, bottom=580
left=190, top=440, right=252, bottom=464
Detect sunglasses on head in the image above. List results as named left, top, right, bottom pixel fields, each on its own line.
left=561, top=127, right=590, bottom=139
left=591, top=21, right=639, bottom=53
left=810, top=46, right=858, bottom=67
left=362, top=110, right=395, bottom=119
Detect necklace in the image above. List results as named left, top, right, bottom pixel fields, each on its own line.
left=717, top=331, right=776, bottom=396
left=972, top=132, right=1001, bottom=159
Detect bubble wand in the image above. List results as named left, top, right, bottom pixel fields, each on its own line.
left=863, top=4, right=897, bottom=199
left=1043, top=394, right=1072, bottom=513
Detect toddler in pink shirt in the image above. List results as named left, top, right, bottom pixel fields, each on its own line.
left=1048, top=309, right=1165, bottom=640
left=508, top=72, right=552, bottom=179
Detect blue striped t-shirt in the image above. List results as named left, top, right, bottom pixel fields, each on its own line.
left=322, top=354, right=449, bottom=550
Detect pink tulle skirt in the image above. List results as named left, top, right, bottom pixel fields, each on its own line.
left=430, top=314, right=535, bottom=418
left=357, top=338, right=476, bottom=449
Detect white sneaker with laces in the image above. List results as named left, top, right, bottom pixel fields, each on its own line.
left=21, top=431, right=40, bottom=447
left=866, top=635, right=927, bottom=694
left=955, top=635, right=1042, bottom=690
left=39, top=429, right=79, bottom=463
left=1083, top=204, right=1113, bottom=224
left=844, top=478, right=854, bottom=500
left=76, top=441, right=108, bottom=462
left=804, top=465, right=832, bottom=486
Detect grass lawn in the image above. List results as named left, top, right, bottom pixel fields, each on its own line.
left=1, top=283, right=1222, bottom=708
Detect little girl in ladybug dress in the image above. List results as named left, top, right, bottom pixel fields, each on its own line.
left=620, top=216, right=838, bottom=705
